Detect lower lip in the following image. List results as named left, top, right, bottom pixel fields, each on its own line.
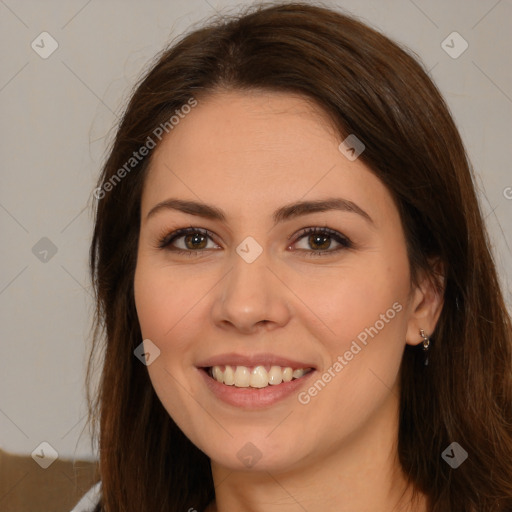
left=198, top=368, right=316, bottom=409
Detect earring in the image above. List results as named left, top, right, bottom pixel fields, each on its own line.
left=419, top=329, right=431, bottom=366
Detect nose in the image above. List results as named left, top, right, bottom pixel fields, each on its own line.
left=211, top=250, right=292, bottom=335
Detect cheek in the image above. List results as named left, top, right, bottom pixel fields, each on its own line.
left=134, top=260, right=202, bottom=342
left=293, top=254, right=410, bottom=410
left=134, top=269, right=169, bottom=342
left=294, top=256, right=409, bottom=348
left=134, top=262, right=204, bottom=433
left=301, top=255, right=409, bottom=407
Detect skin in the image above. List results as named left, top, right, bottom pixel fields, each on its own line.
left=133, top=89, right=444, bottom=512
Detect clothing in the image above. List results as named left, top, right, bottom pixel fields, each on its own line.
left=70, top=481, right=101, bottom=512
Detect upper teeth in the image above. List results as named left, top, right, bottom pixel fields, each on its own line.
left=209, top=365, right=311, bottom=388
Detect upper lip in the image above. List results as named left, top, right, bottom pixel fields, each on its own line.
left=197, top=352, right=317, bottom=370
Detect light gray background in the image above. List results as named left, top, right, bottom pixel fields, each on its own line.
left=1, top=0, right=511, bottom=462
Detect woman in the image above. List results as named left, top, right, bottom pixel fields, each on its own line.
left=78, top=2, right=512, bottom=511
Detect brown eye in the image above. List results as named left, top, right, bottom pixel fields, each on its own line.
left=292, top=227, right=352, bottom=256
left=307, top=233, right=332, bottom=251
left=158, top=227, right=219, bottom=253
left=183, top=232, right=208, bottom=250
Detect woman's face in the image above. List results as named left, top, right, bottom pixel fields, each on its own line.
left=134, top=90, right=429, bottom=473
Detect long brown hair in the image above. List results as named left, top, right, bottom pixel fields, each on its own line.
left=86, top=2, right=512, bottom=511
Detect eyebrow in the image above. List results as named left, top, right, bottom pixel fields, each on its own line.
left=146, top=197, right=374, bottom=226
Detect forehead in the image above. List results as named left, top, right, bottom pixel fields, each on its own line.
left=141, top=90, right=393, bottom=226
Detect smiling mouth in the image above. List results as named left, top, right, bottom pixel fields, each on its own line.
left=205, top=365, right=314, bottom=389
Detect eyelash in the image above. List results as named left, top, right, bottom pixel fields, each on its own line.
left=156, top=226, right=353, bottom=257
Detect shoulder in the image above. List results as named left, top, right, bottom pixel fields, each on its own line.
left=70, top=480, right=102, bottom=512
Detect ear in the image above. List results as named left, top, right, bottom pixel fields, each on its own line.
left=405, top=258, right=446, bottom=346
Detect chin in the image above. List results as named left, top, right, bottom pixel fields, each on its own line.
left=200, top=431, right=310, bottom=473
